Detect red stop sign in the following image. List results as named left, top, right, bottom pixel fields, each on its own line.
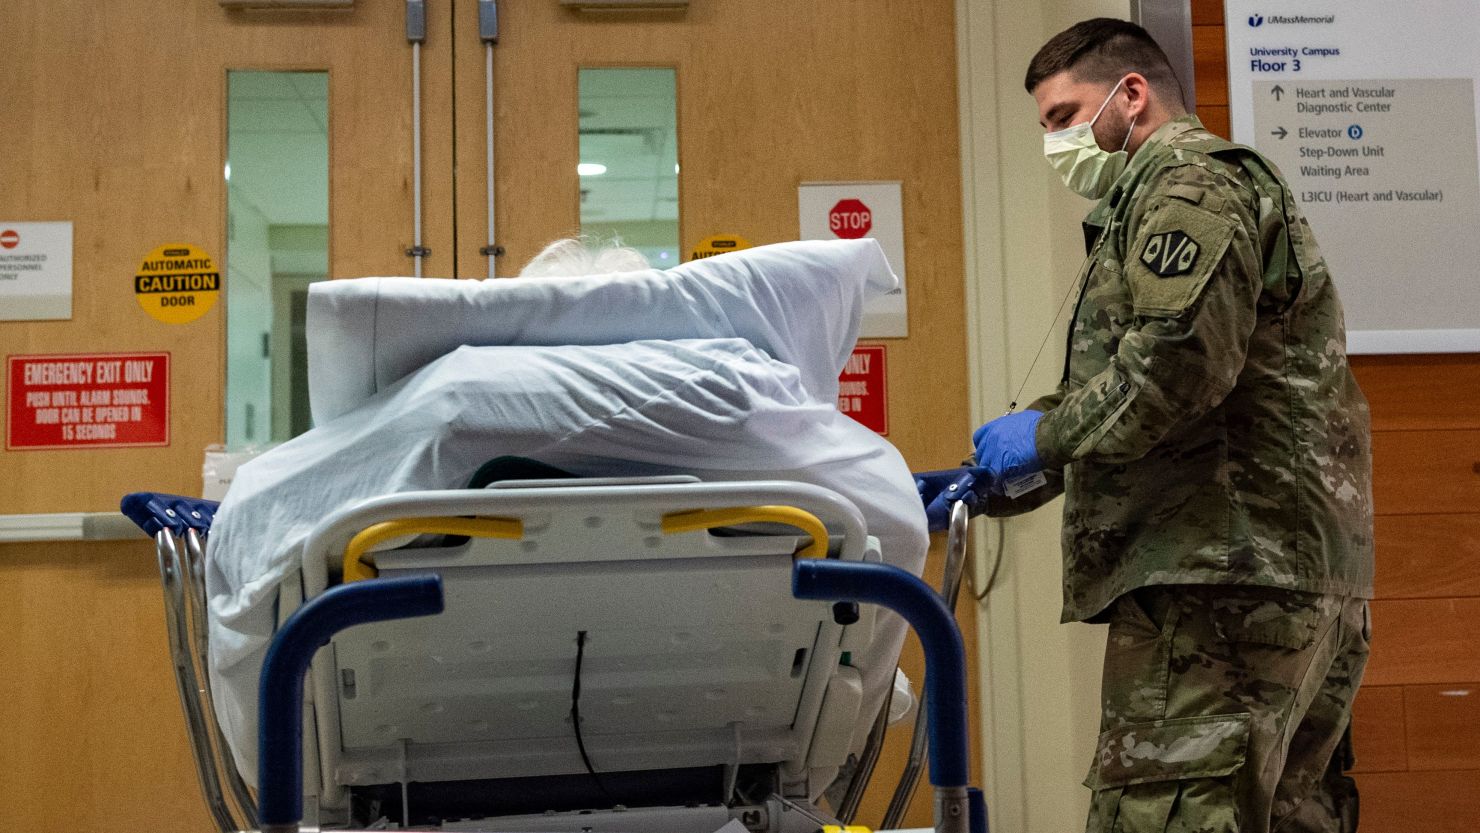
left=828, top=199, right=872, bottom=239
left=0, top=230, right=18, bottom=249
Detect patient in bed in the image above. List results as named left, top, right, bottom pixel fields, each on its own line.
left=205, top=237, right=929, bottom=784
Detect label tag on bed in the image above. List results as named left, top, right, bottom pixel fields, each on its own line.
left=1003, top=470, right=1047, bottom=499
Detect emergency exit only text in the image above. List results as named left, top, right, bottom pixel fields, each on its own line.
left=7, top=352, right=170, bottom=449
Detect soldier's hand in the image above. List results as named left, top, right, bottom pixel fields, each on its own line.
left=972, top=410, right=1045, bottom=493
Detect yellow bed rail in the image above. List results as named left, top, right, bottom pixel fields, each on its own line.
left=660, top=505, right=828, bottom=558
left=342, top=505, right=828, bottom=582
left=342, top=517, right=523, bottom=582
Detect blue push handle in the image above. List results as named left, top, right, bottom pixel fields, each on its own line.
left=120, top=491, right=219, bottom=536
left=914, top=467, right=991, bottom=533
left=969, top=786, right=989, bottom=833
left=257, top=576, right=445, bottom=828
left=792, top=560, right=970, bottom=789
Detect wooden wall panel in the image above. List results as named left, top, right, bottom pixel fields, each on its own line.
left=1191, top=25, right=1228, bottom=107
left=1199, top=106, right=1231, bottom=141
left=1352, top=355, right=1480, bottom=431
left=1364, top=599, right=1480, bottom=687
left=1191, top=1, right=1228, bottom=138
left=1371, top=430, right=1480, bottom=516
left=1191, top=0, right=1224, bottom=27
left=0, top=540, right=212, bottom=831
left=1356, top=770, right=1480, bottom=833
left=1350, top=685, right=1407, bottom=773
left=1374, top=514, right=1480, bottom=599
left=1404, top=684, right=1480, bottom=771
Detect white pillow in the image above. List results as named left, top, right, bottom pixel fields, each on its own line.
left=306, top=238, right=898, bottom=425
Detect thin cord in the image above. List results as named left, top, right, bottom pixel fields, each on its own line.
left=1005, top=271, right=1086, bottom=413
left=967, top=519, right=1007, bottom=603
left=570, top=631, right=614, bottom=803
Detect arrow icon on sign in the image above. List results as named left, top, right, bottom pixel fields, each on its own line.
left=1271, top=126, right=1288, bottom=139
left=1271, top=84, right=1285, bottom=101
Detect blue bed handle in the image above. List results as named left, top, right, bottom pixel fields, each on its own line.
left=795, top=559, right=987, bottom=833
left=914, top=466, right=991, bottom=533
left=793, top=559, right=969, bottom=787
left=257, top=576, right=445, bottom=830
left=120, top=492, right=220, bottom=536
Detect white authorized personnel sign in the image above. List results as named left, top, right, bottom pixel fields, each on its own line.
left=1226, top=2, right=1480, bottom=353
left=798, top=181, right=907, bottom=338
left=0, top=222, right=73, bottom=321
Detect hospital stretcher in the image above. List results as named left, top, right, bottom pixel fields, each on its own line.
left=123, top=466, right=991, bottom=833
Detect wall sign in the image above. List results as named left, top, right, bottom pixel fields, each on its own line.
left=1226, top=1, right=1480, bottom=353
left=6, top=353, right=170, bottom=450
left=135, top=243, right=220, bottom=324
left=799, top=182, right=908, bottom=338
left=689, top=234, right=753, bottom=261
left=0, top=221, right=72, bottom=321
left=838, top=344, right=888, bottom=435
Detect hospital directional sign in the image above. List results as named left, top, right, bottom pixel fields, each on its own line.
left=1226, top=0, right=1480, bottom=351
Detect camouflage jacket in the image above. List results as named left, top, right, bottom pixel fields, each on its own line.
left=993, top=115, right=1375, bottom=623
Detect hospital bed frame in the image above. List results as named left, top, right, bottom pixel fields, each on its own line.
left=126, top=475, right=980, bottom=833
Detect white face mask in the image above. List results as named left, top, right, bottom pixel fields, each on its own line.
left=1043, top=78, right=1137, bottom=200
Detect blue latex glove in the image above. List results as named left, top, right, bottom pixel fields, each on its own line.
left=915, top=467, right=987, bottom=532
left=972, top=410, right=1045, bottom=492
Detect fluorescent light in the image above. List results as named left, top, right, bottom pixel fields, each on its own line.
left=674, top=163, right=680, bottom=174
left=224, top=162, right=232, bottom=181
left=578, top=163, right=607, bottom=176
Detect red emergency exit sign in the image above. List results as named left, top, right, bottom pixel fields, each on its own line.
left=7, top=352, right=170, bottom=450
left=838, top=344, right=887, bottom=435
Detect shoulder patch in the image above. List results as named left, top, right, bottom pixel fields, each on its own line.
left=1126, top=200, right=1237, bottom=317
left=1140, top=230, right=1200, bottom=277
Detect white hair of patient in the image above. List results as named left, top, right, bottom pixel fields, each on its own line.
left=519, top=237, right=651, bottom=277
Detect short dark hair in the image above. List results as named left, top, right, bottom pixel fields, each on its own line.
left=1024, top=18, right=1185, bottom=106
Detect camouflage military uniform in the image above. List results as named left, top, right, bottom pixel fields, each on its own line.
left=1089, top=585, right=1369, bottom=833
left=991, top=115, right=1375, bottom=831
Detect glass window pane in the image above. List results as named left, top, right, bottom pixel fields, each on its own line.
left=578, top=68, right=680, bottom=268
left=226, top=70, right=329, bottom=448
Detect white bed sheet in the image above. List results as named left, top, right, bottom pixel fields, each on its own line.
left=206, top=240, right=928, bottom=785
left=308, top=238, right=898, bottom=425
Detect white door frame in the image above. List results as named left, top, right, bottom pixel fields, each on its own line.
left=954, top=1, right=1129, bottom=830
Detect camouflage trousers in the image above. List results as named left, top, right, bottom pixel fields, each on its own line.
left=1085, top=585, right=1370, bottom=833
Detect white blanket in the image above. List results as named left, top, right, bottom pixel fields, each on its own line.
left=205, top=240, right=928, bottom=784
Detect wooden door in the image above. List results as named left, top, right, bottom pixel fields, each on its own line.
left=449, top=4, right=975, bottom=826
left=0, top=3, right=453, bottom=830
left=2, top=2, right=974, bottom=829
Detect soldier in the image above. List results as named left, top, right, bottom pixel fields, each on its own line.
left=970, top=18, right=1374, bottom=833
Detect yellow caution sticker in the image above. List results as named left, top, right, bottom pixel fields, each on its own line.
left=134, top=243, right=220, bottom=324
left=689, top=234, right=754, bottom=262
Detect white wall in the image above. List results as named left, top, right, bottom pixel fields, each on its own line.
left=955, top=1, right=1130, bottom=830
